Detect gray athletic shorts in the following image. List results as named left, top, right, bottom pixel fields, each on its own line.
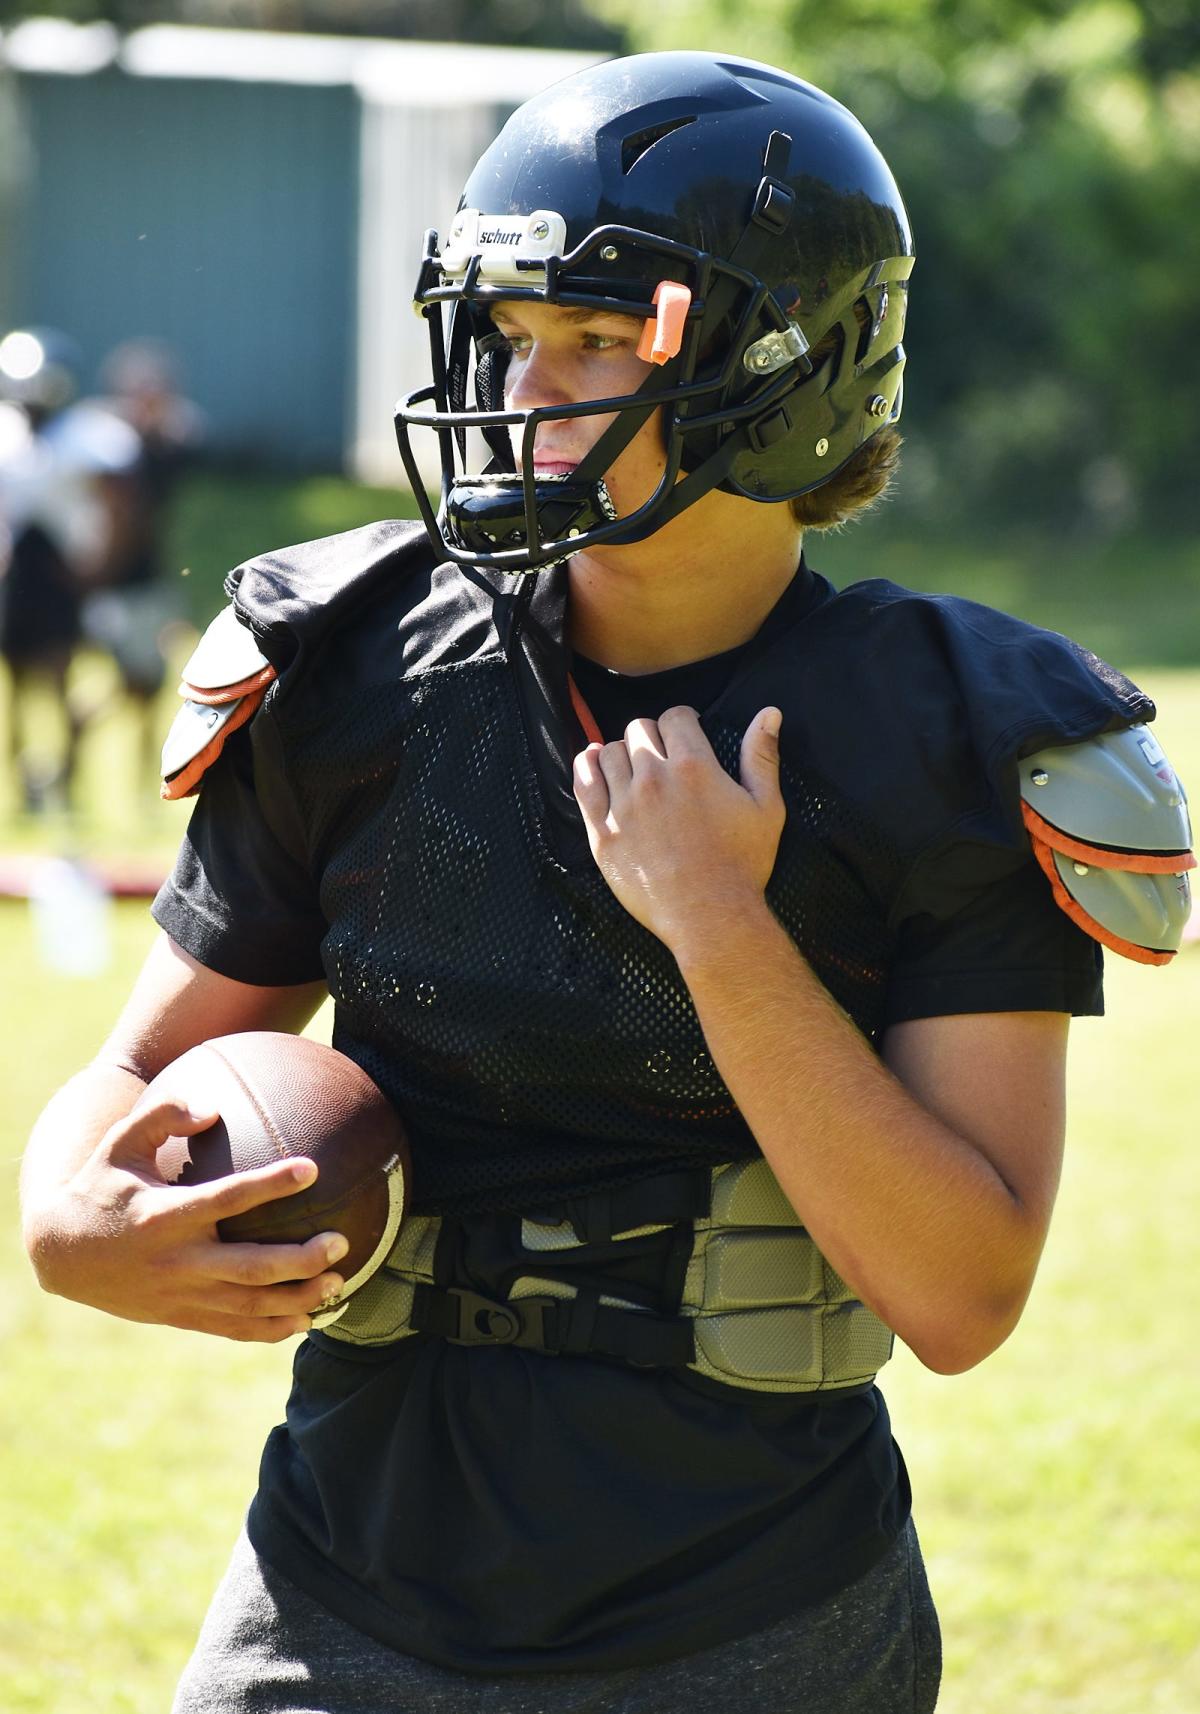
left=172, top=1517, right=940, bottom=1714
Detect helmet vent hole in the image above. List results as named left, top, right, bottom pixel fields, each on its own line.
left=805, top=322, right=845, bottom=392
left=853, top=295, right=875, bottom=365
left=621, top=116, right=696, bottom=175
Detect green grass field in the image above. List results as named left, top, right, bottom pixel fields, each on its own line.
left=1, top=477, right=1197, bottom=1710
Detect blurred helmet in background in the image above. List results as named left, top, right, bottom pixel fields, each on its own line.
left=0, top=327, right=81, bottom=417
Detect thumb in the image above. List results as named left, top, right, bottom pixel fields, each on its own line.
left=103, top=1094, right=220, bottom=1177
left=740, top=707, right=783, bottom=808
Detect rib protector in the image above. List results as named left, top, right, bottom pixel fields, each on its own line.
left=321, top=1158, right=894, bottom=1394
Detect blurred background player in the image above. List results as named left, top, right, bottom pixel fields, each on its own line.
left=78, top=339, right=205, bottom=793
left=0, top=327, right=140, bottom=812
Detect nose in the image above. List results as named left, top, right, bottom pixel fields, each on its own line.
left=504, top=341, right=570, bottom=414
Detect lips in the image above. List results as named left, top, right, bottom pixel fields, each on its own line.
left=532, top=459, right=579, bottom=477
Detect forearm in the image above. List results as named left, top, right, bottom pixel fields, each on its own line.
left=674, top=902, right=1046, bottom=1373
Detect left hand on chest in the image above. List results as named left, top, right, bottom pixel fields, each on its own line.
left=572, top=704, right=786, bottom=952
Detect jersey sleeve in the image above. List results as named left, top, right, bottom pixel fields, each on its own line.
left=883, top=844, right=1104, bottom=1026
left=151, top=715, right=328, bottom=987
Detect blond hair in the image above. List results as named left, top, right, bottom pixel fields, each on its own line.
left=789, top=426, right=902, bottom=530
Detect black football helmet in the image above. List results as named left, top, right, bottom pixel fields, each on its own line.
left=395, top=51, right=914, bottom=572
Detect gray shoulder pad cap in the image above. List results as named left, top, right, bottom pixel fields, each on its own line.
left=180, top=602, right=271, bottom=692
left=1019, top=725, right=1194, bottom=964
left=160, top=603, right=276, bottom=797
left=161, top=695, right=248, bottom=782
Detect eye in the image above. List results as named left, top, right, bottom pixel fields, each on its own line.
left=486, top=324, right=633, bottom=357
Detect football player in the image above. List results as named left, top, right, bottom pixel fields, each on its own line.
left=22, top=52, right=1192, bottom=1714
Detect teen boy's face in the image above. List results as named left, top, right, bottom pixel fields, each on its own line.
left=488, top=298, right=668, bottom=522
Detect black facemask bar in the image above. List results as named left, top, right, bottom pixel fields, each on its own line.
left=394, top=222, right=814, bottom=572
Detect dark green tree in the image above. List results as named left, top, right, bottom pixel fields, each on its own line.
left=594, top=0, right=1200, bottom=530
left=0, top=0, right=625, bottom=49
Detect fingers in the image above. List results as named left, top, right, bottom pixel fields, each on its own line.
left=185, top=1156, right=319, bottom=1224
left=163, top=1228, right=351, bottom=1337
left=193, top=1268, right=345, bottom=1323
left=573, top=741, right=609, bottom=826
left=175, top=1309, right=315, bottom=1344
left=597, top=738, right=633, bottom=792
left=573, top=710, right=705, bottom=809
left=623, top=717, right=668, bottom=767
left=624, top=710, right=715, bottom=770
left=573, top=709, right=706, bottom=771
left=211, top=1228, right=348, bottom=1287
left=654, top=705, right=710, bottom=758
left=44, top=1132, right=355, bottom=1342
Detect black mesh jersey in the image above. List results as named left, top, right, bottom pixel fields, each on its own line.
left=154, top=530, right=1124, bottom=1219
left=152, top=520, right=1143, bottom=1672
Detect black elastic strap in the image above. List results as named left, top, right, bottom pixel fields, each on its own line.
left=529, top=1168, right=712, bottom=1245
left=409, top=1283, right=696, bottom=1368
left=558, top=1289, right=599, bottom=1355
left=582, top=1299, right=695, bottom=1367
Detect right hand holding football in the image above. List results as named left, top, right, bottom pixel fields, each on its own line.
left=29, top=1095, right=348, bottom=1342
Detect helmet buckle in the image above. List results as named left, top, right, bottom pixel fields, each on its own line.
left=751, top=176, right=795, bottom=235
left=747, top=405, right=793, bottom=454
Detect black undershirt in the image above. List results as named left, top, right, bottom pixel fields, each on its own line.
left=569, top=559, right=823, bottom=741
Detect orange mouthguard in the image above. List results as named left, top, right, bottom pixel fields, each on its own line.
left=636, top=281, right=692, bottom=365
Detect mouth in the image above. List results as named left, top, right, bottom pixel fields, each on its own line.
left=532, top=460, right=579, bottom=478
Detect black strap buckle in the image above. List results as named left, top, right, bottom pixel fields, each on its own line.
left=747, top=404, right=793, bottom=454
left=439, top=1287, right=558, bottom=1349
left=412, top=1281, right=696, bottom=1369
left=752, top=176, right=795, bottom=235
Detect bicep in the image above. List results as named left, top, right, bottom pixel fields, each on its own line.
left=882, top=1010, right=1070, bottom=1234
left=100, top=931, right=328, bottom=1082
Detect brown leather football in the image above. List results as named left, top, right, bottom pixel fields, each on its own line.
left=148, top=1031, right=410, bottom=1323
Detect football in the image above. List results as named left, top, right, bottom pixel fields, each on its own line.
left=146, top=1031, right=410, bottom=1324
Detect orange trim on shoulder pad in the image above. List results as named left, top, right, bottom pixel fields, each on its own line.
left=1021, top=800, right=1196, bottom=875
left=160, top=687, right=269, bottom=801
left=567, top=673, right=604, bottom=746
left=637, top=281, right=691, bottom=366
left=1028, top=833, right=1174, bottom=967
left=178, top=663, right=277, bottom=707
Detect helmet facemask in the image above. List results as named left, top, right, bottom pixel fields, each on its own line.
left=397, top=216, right=818, bottom=571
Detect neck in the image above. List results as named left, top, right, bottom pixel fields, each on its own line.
left=566, top=502, right=804, bottom=676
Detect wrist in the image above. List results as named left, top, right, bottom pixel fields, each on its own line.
left=667, top=891, right=785, bottom=981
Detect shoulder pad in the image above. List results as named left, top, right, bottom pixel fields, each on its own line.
left=160, top=604, right=277, bottom=801
left=1020, top=725, right=1194, bottom=965
left=227, top=519, right=433, bottom=673
left=179, top=602, right=272, bottom=699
